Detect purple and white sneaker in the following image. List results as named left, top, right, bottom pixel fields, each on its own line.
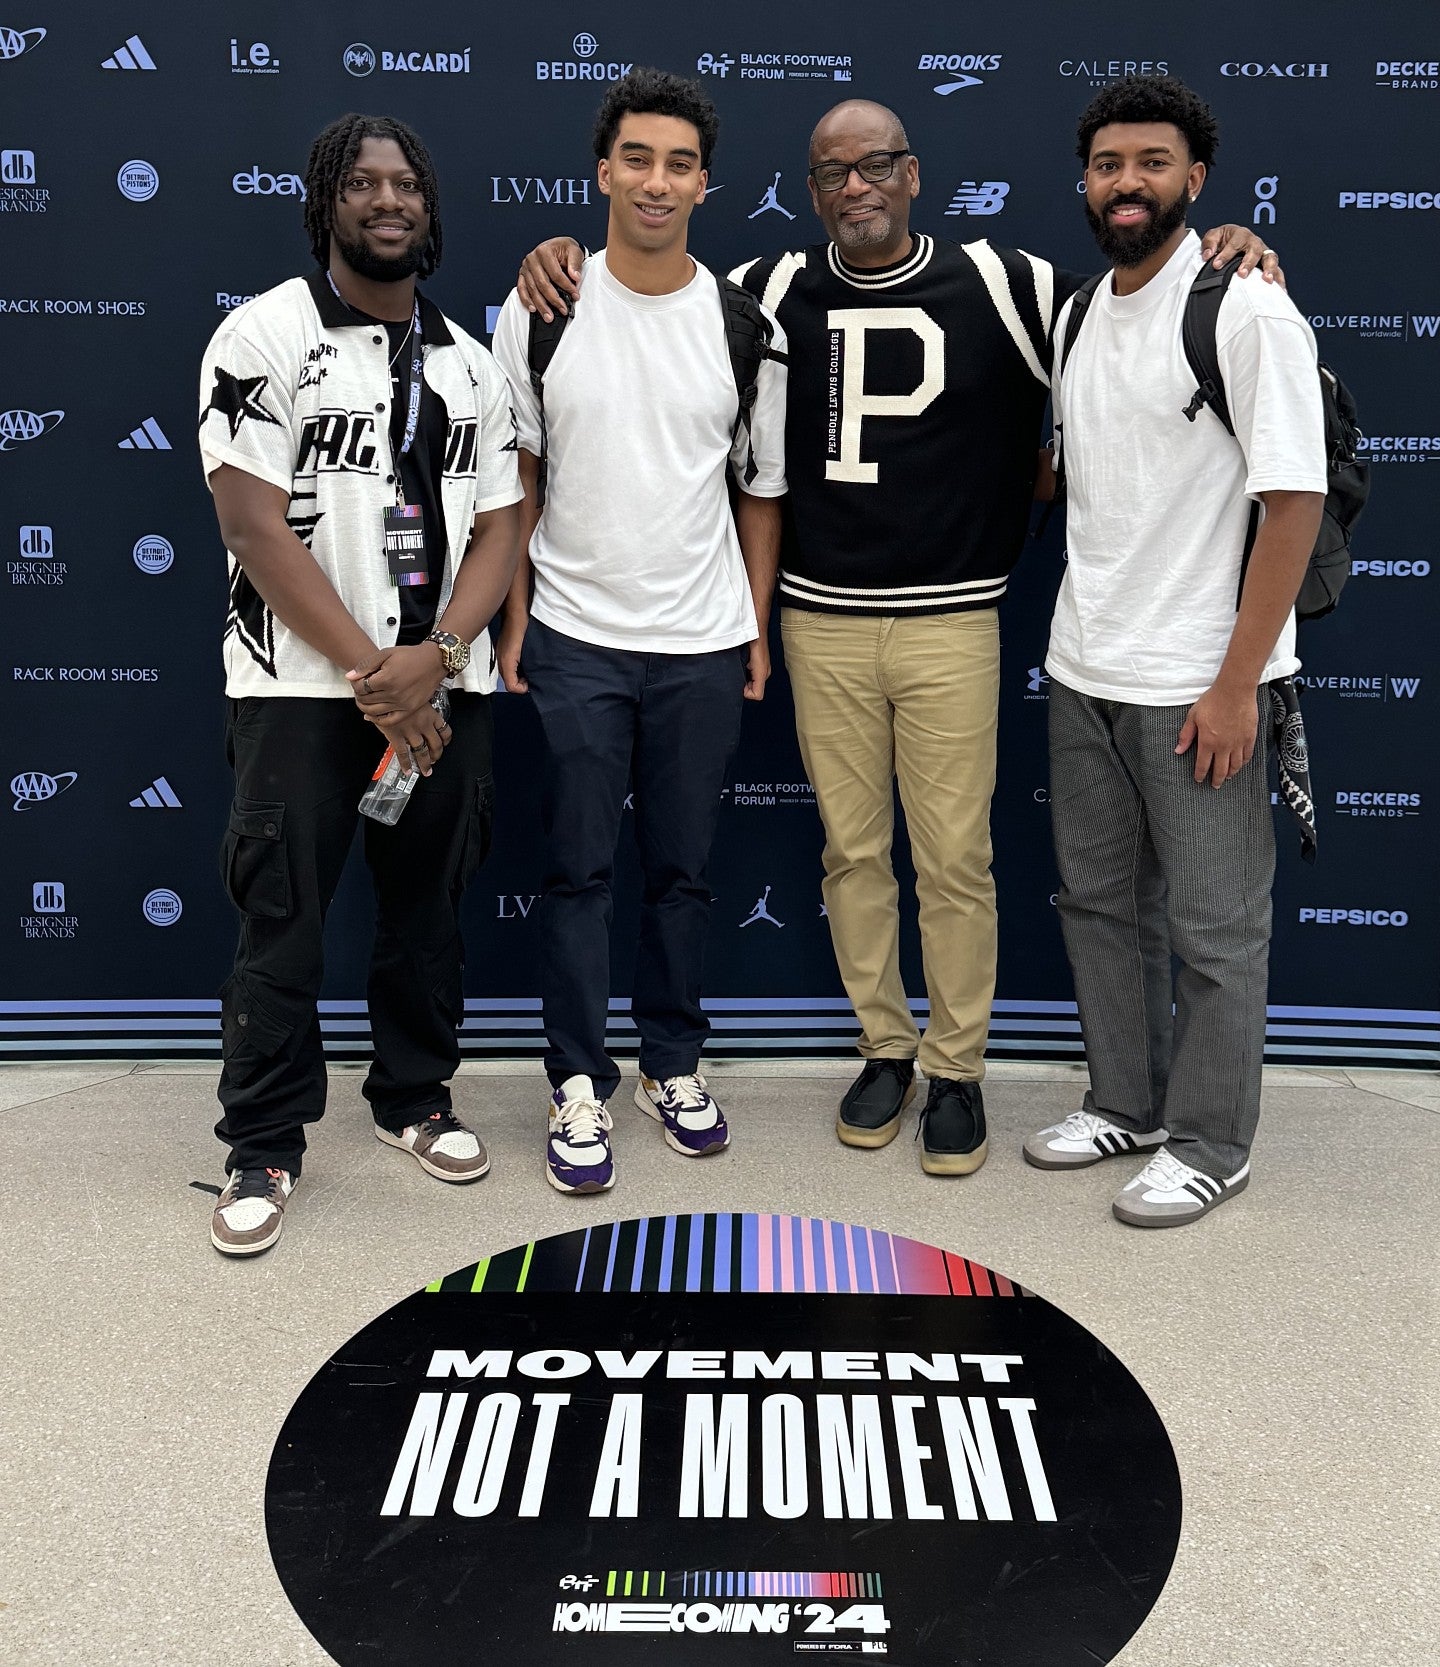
left=634, top=1072, right=729, bottom=1157
left=546, top=1075, right=615, bottom=1194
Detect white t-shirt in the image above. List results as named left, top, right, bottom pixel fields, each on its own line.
left=492, top=251, right=787, bottom=654
left=1046, top=230, right=1327, bottom=705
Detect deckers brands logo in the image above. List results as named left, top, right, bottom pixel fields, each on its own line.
left=116, top=159, right=158, bottom=201
left=1059, top=58, right=1168, bottom=85
left=1221, top=61, right=1328, bottom=78
left=1338, top=191, right=1438, bottom=210
left=11, top=770, right=77, bottom=810
left=1375, top=60, right=1438, bottom=90
left=1356, top=432, right=1440, bottom=463
left=491, top=177, right=592, bottom=206
left=945, top=181, right=1010, bottom=216
left=537, top=32, right=631, bottom=81
left=919, top=53, right=1001, bottom=93
left=230, top=39, right=280, bottom=75
left=1298, top=908, right=1409, bottom=926
left=1334, top=791, right=1421, bottom=819
left=0, top=25, right=45, bottom=60
left=0, top=408, right=63, bottom=449
left=342, top=41, right=471, bottom=76
left=233, top=166, right=306, bottom=199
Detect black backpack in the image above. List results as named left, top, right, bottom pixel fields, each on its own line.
left=526, top=269, right=783, bottom=510
left=1055, top=254, right=1369, bottom=621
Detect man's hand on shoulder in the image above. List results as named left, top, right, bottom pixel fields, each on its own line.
left=1198, top=224, right=1285, bottom=286
left=517, top=239, right=584, bottom=321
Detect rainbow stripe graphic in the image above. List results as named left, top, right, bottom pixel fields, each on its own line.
left=601, top=1568, right=882, bottom=1599
left=426, top=1213, right=1028, bottom=1297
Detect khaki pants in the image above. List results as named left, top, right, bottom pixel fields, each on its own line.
left=781, top=608, right=999, bottom=1081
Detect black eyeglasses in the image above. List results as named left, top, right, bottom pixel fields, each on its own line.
left=807, top=149, right=910, bottom=193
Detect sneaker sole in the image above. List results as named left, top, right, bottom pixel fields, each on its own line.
left=374, top=1125, right=490, bottom=1183
left=633, top=1084, right=730, bottom=1156
left=1023, top=1132, right=1167, bottom=1171
left=545, top=1163, right=615, bottom=1195
left=210, top=1209, right=287, bottom=1258
left=836, top=1080, right=915, bottom=1149
left=920, top=1136, right=989, bottom=1177
left=1112, top=1167, right=1250, bottom=1228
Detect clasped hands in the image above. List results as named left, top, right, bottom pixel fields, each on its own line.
left=346, top=643, right=450, bottom=775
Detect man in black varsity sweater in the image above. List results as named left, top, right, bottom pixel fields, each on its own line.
left=517, top=97, right=1276, bottom=1178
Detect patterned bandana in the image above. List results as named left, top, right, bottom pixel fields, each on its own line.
left=1269, top=676, right=1316, bottom=863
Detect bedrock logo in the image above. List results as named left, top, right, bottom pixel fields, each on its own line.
left=1298, top=908, right=1409, bottom=926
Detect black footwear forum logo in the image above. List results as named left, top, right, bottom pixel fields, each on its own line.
left=267, top=1213, right=1180, bottom=1665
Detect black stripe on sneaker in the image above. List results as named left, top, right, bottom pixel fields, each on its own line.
left=1185, top=1175, right=1223, bottom=1202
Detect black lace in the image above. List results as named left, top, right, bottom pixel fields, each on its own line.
left=232, top=1167, right=283, bottom=1200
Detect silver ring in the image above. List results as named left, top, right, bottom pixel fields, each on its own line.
left=1261, top=248, right=1275, bottom=257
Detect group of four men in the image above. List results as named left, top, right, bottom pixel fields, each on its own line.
left=199, top=69, right=1324, bottom=1257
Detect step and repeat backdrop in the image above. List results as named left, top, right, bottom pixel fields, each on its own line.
left=4, top=3, right=1437, bottom=1065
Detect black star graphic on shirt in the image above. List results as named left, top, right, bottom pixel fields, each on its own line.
left=204, top=367, right=282, bottom=440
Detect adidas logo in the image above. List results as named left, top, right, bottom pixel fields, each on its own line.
left=129, top=775, right=181, bottom=809
left=118, top=417, right=171, bottom=451
left=101, top=34, right=156, bottom=70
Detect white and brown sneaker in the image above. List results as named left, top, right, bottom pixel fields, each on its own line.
left=375, top=1108, right=490, bottom=1182
left=211, top=1167, right=295, bottom=1257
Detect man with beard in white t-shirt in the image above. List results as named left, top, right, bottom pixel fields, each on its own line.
left=1024, top=77, right=1326, bottom=1226
left=492, top=69, right=787, bottom=1195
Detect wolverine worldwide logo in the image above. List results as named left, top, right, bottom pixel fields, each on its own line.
left=0, top=408, right=63, bottom=449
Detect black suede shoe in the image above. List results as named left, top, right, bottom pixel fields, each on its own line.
left=916, top=1077, right=988, bottom=1175
left=836, top=1058, right=916, bottom=1148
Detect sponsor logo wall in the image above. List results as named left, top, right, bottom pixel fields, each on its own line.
left=2, top=2, right=1436, bottom=1067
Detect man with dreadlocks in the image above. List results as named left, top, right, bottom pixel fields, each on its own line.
left=199, top=113, right=522, bottom=1257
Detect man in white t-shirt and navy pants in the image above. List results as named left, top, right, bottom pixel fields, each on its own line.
left=492, top=69, right=787, bottom=1193
left=1024, top=77, right=1326, bottom=1226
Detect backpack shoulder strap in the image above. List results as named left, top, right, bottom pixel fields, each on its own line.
left=526, top=304, right=574, bottom=511
left=1057, top=272, right=1107, bottom=374
left=716, top=272, right=784, bottom=487
left=1181, top=254, right=1241, bottom=433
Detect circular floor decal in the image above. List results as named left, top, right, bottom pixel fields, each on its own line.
left=268, top=1214, right=1180, bottom=1664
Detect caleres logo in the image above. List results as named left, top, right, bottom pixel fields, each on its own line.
left=0, top=408, right=63, bottom=450
left=11, top=770, right=77, bottom=810
left=1334, top=790, right=1421, bottom=819
left=945, top=181, right=1009, bottom=216
left=537, top=33, right=630, bottom=81
left=234, top=166, right=305, bottom=199
left=919, top=53, right=1002, bottom=93
left=344, top=42, right=471, bottom=76
left=1298, top=907, right=1409, bottom=927
left=0, top=25, right=45, bottom=60
left=1221, top=61, right=1328, bottom=78
left=1059, top=58, right=1168, bottom=86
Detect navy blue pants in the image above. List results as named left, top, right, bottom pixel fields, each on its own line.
left=522, top=616, right=745, bottom=1098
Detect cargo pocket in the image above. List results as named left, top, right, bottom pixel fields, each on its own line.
left=457, top=777, right=495, bottom=891
left=220, top=796, right=290, bottom=918
left=219, top=974, right=292, bottom=1085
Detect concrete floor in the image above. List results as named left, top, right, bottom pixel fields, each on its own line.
left=0, top=1059, right=1436, bottom=1666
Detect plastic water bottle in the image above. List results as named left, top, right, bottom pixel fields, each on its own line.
left=358, top=687, right=449, bottom=825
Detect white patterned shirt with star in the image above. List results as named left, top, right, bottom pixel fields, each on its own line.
left=198, top=271, right=522, bottom=698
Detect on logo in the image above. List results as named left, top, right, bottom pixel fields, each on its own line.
left=0, top=26, right=45, bottom=59
left=0, top=408, right=64, bottom=449
left=573, top=33, right=598, bottom=57
left=945, top=181, right=1010, bottom=215
left=19, top=525, right=53, bottom=558
left=343, top=42, right=376, bottom=76
left=1, top=148, right=35, bottom=184
left=11, top=770, right=77, bottom=810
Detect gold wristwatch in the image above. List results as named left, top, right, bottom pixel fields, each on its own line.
left=427, top=630, right=471, bottom=676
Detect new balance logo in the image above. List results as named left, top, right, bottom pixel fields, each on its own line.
left=101, top=34, right=156, bottom=70
left=944, top=180, right=1010, bottom=215
left=129, top=775, right=181, bottom=808
left=118, top=417, right=171, bottom=450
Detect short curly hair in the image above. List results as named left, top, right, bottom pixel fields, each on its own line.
left=592, top=66, right=719, bottom=170
left=1075, top=75, right=1219, bottom=168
